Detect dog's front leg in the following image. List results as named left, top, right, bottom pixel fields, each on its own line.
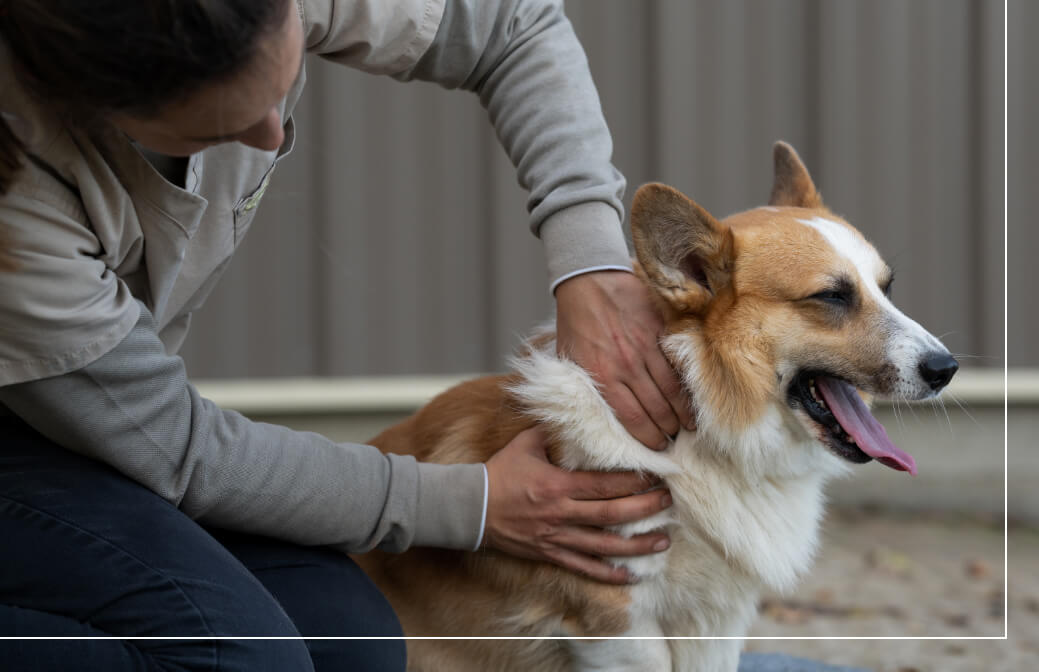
left=568, top=632, right=671, bottom=671
left=669, top=637, right=742, bottom=672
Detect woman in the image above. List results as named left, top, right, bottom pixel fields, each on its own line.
left=0, top=0, right=692, bottom=669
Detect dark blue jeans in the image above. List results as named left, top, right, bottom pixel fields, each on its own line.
left=0, top=417, right=405, bottom=672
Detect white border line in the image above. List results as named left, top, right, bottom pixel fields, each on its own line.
left=0, top=636, right=1012, bottom=641
left=0, top=0, right=1005, bottom=652
left=1003, top=0, right=1010, bottom=641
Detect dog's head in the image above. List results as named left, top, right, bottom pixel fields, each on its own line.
left=631, top=142, right=957, bottom=476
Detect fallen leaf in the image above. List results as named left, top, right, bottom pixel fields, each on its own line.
left=814, top=588, right=835, bottom=605
left=965, top=559, right=990, bottom=580
left=761, top=600, right=811, bottom=625
left=865, top=547, right=914, bottom=578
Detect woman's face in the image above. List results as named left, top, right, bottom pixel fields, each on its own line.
left=112, top=3, right=304, bottom=157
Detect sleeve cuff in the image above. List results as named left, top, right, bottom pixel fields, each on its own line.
left=476, top=463, right=488, bottom=550
left=538, top=201, right=633, bottom=290
left=412, top=461, right=487, bottom=550
left=549, top=265, right=636, bottom=295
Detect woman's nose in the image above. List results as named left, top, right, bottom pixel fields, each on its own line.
left=237, top=108, right=285, bottom=151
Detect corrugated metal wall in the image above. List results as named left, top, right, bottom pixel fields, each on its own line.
left=1008, top=0, right=1035, bottom=372
left=180, top=0, right=1014, bottom=380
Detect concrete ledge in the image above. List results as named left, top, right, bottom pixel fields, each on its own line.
left=196, top=368, right=1024, bottom=415
left=195, top=368, right=1031, bottom=521
left=196, top=374, right=476, bottom=414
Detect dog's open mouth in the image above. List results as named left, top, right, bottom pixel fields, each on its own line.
left=790, top=371, right=917, bottom=475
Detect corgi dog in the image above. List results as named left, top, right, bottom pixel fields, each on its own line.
left=357, top=142, right=958, bottom=671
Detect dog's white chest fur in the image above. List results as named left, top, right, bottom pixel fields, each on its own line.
left=509, top=344, right=844, bottom=671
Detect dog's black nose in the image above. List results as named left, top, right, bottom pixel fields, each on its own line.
left=918, top=352, right=959, bottom=391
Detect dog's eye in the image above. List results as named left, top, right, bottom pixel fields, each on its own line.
left=810, top=290, right=851, bottom=306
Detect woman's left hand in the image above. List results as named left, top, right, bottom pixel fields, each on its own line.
left=554, top=270, right=695, bottom=451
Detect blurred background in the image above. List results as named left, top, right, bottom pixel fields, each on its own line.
left=182, top=0, right=1014, bottom=377
left=181, top=1, right=1032, bottom=668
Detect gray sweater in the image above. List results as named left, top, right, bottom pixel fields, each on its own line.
left=0, top=0, right=631, bottom=553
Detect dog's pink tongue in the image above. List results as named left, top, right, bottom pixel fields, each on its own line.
left=815, top=377, right=917, bottom=476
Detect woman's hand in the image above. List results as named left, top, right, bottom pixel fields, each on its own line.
left=482, top=427, right=673, bottom=584
left=555, top=270, right=695, bottom=451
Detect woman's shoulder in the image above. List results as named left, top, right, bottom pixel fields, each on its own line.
left=298, top=0, right=447, bottom=75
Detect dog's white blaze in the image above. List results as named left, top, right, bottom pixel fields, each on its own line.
left=797, top=216, right=887, bottom=298
left=798, top=216, right=951, bottom=399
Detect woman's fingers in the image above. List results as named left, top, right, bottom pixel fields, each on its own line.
left=483, top=427, right=674, bottom=584
left=564, top=488, right=673, bottom=527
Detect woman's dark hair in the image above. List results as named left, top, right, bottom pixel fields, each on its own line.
left=0, top=0, right=291, bottom=269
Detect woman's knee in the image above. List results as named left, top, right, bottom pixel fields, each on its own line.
left=282, top=559, right=406, bottom=671
left=0, top=432, right=312, bottom=646
left=0, top=490, right=305, bottom=636
left=213, top=530, right=406, bottom=671
left=0, top=422, right=400, bottom=671
left=290, top=556, right=403, bottom=638
left=306, top=638, right=406, bottom=672
left=214, top=530, right=404, bottom=637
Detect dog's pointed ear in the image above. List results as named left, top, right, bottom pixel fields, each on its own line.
left=631, top=183, right=735, bottom=315
left=769, top=141, right=823, bottom=208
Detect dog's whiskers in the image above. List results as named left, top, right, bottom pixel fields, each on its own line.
left=889, top=393, right=906, bottom=431
left=906, top=394, right=922, bottom=423
left=929, top=396, right=955, bottom=437
left=945, top=392, right=982, bottom=429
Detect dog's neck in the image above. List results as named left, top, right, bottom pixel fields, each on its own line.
left=663, top=329, right=842, bottom=479
left=509, top=334, right=848, bottom=591
left=663, top=329, right=851, bottom=588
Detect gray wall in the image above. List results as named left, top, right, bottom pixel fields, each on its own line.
left=180, top=0, right=1014, bottom=380
left=1009, top=0, right=1035, bottom=372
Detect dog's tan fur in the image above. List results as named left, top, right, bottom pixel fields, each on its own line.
left=357, top=376, right=636, bottom=669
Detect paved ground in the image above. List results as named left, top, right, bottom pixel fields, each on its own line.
left=743, top=507, right=1036, bottom=671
